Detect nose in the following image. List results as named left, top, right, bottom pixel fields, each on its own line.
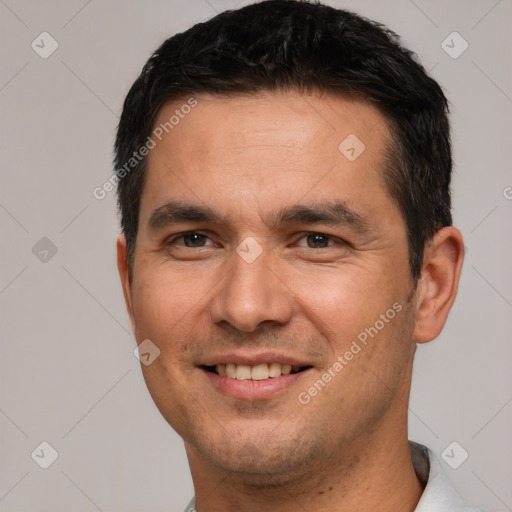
left=209, top=247, right=294, bottom=332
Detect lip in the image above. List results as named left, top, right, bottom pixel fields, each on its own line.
left=200, top=366, right=313, bottom=401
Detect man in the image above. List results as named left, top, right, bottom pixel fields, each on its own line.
left=115, top=1, right=483, bottom=510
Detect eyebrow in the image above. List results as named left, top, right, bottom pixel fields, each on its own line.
left=269, top=202, right=370, bottom=234
left=146, top=200, right=371, bottom=234
left=147, top=201, right=223, bottom=230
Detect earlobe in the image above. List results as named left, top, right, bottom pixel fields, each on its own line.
left=116, top=234, right=136, bottom=334
left=413, top=227, right=465, bottom=344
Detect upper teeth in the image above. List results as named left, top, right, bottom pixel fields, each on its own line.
left=216, top=363, right=293, bottom=380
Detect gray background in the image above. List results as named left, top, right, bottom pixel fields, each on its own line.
left=0, top=0, right=511, bottom=511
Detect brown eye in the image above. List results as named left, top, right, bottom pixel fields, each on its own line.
left=306, top=233, right=331, bottom=248
left=170, top=232, right=213, bottom=247
left=295, top=233, right=335, bottom=249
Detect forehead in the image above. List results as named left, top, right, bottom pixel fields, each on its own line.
left=151, top=90, right=389, bottom=156
left=141, top=91, right=394, bottom=225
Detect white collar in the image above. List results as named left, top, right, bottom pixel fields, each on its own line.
left=410, top=441, right=484, bottom=512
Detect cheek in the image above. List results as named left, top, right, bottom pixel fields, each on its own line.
left=280, top=262, right=402, bottom=344
left=131, top=259, right=213, bottom=337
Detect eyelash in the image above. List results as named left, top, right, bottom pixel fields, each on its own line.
left=166, top=231, right=346, bottom=249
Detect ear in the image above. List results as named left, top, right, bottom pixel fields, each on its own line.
left=116, top=234, right=136, bottom=334
left=413, top=226, right=465, bottom=344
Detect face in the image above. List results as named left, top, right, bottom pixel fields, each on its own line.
left=119, top=91, right=419, bottom=480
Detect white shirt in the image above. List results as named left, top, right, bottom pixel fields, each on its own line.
left=410, top=442, right=485, bottom=512
left=183, top=441, right=485, bottom=512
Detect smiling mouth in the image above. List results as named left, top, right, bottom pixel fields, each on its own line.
left=202, top=363, right=313, bottom=381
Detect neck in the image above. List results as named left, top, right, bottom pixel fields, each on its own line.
left=186, top=428, right=424, bottom=512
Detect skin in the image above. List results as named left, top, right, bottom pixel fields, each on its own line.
left=117, top=91, right=464, bottom=511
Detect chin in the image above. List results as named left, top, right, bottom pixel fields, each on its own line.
left=189, top=427, right=318, bottom=481
left=210, top=451, right=303, bottom=480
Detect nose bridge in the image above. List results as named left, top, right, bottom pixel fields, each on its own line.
left=210, top=245, right=293, bottom=332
